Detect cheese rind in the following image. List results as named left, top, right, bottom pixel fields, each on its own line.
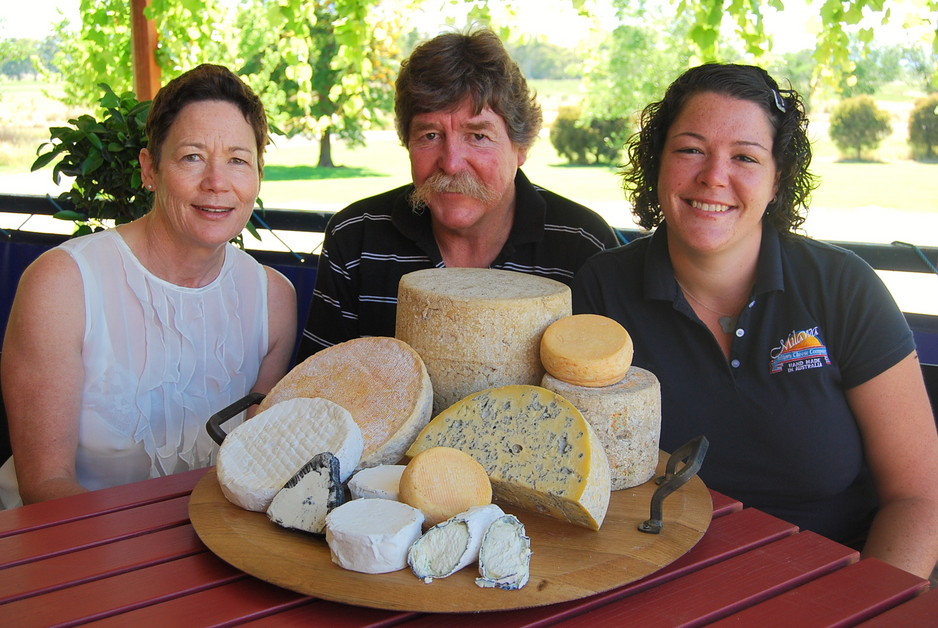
left=405, top=385, right=611, bottom=530
left=475, top=514, right=532, bottom=590
left=542, top=368, right=661, bottom=490
left=258, top=337, right=433, bottom=468
left=217, top=397, right=364, bottom=512
left=408, top=504, right=505, bottom=582
left=399, top=447, right=493, bottom=527
left=347, top=465, right=406, bottom=501
left=266, top=452, right=345, bottom=535
left=540, top=314, right=634, bottom=387
left=395, top=268, right=571, bottom=414
left=325, top=498, right=425, bottom=574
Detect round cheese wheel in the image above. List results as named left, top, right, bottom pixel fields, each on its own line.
left=395, top=268, right=571, bottom=414
left=540, top=314, right=634, bottom=387
left=258, top=337, right=432, bottom=468
left=325, top=498, right=425, bottom=574
left=541, top=367, right=661, bottom=491
left=399, top=446, right=493, bottom=527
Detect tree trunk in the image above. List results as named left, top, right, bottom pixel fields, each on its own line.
left=318, top=127, right=334, bottom=168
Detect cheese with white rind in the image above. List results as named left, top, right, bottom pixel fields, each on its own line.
left=258, top=337, right=433, bottom=468
left=475, top=514, right=532, bottom=590
left=217, top=397, right=364, bottom=512
left=542, top=368, right=661, bottom=490
left=325, top=498, right=425, bottom=574
left=347, top=464, right=406, bottom=501
left=408, top=504, right=505, bottom=583
left=540, top=314, right=634, bottom=387
left=405, top=385, right=611, bottom=530
left=396, top=268, right=571, bottom=415
left=399, top=447, right=493, bottom=527
left=266, top=452, right=345, bottom=535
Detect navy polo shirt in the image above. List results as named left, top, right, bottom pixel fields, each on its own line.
left=572, top=222, right=914, bottom=542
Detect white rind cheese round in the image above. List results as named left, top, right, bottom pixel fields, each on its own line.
left=347, top=464, right=406, bottom=501
left=395, top=268, right=571, bottom=415
left=217, top=397, right=364, bottom=512
left=258, top=337, right=433, bottom=468
left=405, top=385, right=610, bottom=530
left=325, top=498, right=425, bottom=574
left=541, top=367, right=661, bottom=490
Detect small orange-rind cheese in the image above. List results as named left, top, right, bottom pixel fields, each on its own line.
left=258, top=336, right=433, bottom=469
left=540, top=314, right=634, bottom=387
left=399, top=447, right=493, bottom=527
left=405, top=385, right=611, bottom=530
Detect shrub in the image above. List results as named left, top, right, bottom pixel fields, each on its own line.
left=549, top=105, right=627, bottom=165
left=828, top=96, right=892, bottom=161
left=908, top=94, right=938, bottom=161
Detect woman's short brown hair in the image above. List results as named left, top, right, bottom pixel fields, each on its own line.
left=394, top=29, right=542, bottom=151
left=145, top=64, right=269, bottom=175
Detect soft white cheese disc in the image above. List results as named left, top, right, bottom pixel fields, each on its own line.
left=325, top=498, right=425, bottom=574
left=408, top=504, right=505, bottom=583
left=348, top=465, right=406, bottom=501
left=217, top=397, right=364, bottom=512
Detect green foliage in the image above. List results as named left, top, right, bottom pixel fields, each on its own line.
left=828, top=95, right=892, bottom=160
left=31, top=84, right=152, bottom=235
left=508, top=39, right=581, bottom=79
left=908, top=94, right=938, bottom=160
left=549, top=105, right=626, bottom=165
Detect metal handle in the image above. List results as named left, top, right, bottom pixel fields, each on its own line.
left=639, top=435, right=709, bottom=534
left=206, top=392, right=266, bottom=445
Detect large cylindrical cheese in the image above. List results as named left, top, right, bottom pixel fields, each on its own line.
left=541, top=367, right=661, bottom=490
left=396, top=268, right=571, bottom=414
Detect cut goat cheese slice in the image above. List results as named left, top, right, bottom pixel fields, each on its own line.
left=217, top=397, right=364, bottom=512
left=325, top=498, right=425, bottom=574
left=258, top=337, right=433, bottom=468
left=475, top=514, right=532, bottom=590
left=405, top=385, right=611, bottom=530
left=408, top=504, right=505, bottom=583
left=347, top=464, right=406, bottom=501
left=266, top=452, right=346, bottom=535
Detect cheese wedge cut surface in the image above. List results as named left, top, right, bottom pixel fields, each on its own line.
left=258, top=337, right=433, bottom=468
left=325, top=498, right=425, bottom=574
left=217, top=397, right=364, bottom=512
left=540, top=314, right=634, bottom=387
left=476, top=514, right=532, bottom=590
left=405, top=385, right=611, bottom=530
left=399, top=447, right=493, bottom=527
left=266, top=452, right=345, bottom=535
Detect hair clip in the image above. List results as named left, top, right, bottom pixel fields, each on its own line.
left=772, top=89, right=787, bottom=113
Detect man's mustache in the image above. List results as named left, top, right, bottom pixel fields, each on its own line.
left=410, top=171, right=497, bottom=211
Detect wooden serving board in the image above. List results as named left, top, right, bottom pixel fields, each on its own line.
left=188, top=453, right=712, bottom=613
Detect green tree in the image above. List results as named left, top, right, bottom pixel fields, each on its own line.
left=549, top=105, right=627, bottom=165
left=829, top=95, right=892, bottom=160
left=908, top=94, right=938, bottom=160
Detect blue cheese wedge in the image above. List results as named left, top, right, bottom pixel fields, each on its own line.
left=475, top=514, right=532, bottom=590
left=405, top=385, right=611, bottom=530
left=325, top=498, right=425, bottom=574
left=408, top=504, right=505, bottom=583
left=347, top=464, right=406, bottom=501
left=217, top=397, right=364, bottom=512
left=266, top=452, right=345, bottom=535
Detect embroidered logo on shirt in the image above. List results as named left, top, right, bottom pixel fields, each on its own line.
left=770, top=327, right=831, bottom=374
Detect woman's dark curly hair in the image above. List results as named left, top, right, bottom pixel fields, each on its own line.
left=621, top=63, right=818, bottom=233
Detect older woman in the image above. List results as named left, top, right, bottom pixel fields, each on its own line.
left=0, top=64, right=296, bottom=507
left=573, top=63, right=938, bottom=578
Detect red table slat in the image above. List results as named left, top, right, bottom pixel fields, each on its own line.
left=855, top=585, right=938, bottom=627
left=0, top=495, right=190, bottom=567
left=709, top=489, right=742, bottom=517
left=84, top=578, right=311, bottom=627
left=708, top=558, right=930, bottom=627
left=0, top=524, right=206, bottom=604
left=0, top=467, right=207, bottom=537
left=239, top=601, right=418, bottom=628
left=546, top=531, right=857, bottom=627
left=0, top=553, right=244, bottom=627
left=395, top=507, right=800, bottom=628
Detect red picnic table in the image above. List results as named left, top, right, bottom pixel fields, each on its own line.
left=0, top=466, right=933, bottom=627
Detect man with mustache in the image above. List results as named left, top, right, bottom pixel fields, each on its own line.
left=298, top=29, right=619, bottom=359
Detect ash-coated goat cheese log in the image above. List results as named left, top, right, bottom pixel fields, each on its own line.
left=407, top=504, right=505, bottom=583
left=217, top=397, right=364, bottom=512
left=405, top=385, right=611, bottom=530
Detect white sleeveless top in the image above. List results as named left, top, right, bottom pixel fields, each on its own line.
left=0, top=230, right=269, bottom=508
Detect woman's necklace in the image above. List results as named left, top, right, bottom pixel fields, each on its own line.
left=675, top=279, right=738, bottom=334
